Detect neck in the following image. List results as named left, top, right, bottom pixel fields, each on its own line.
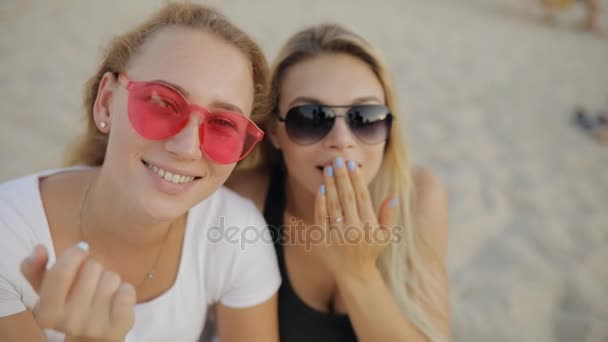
left=284, top=172, right=316, bottom=226
left=79, top=168, right=181, bottom=251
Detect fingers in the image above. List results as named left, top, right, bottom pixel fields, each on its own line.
left=89, top=270, right=122, bottom=333
left=21, top=244, right=49, bottom=293
left=35, top=242, right=90, bottom=329
left=345, top=160, right=376, bottom=224
left=24, top=241, right=137, bottom=340
left=377, top=195, right=399, bottom=245
left=64, top=260, right=104, bottom=334
left=378, top=195, right=399, bottom=228
left=314, top=184, right=328, bottom=228
left=323, top=164, right=343, bottom=225
left=331, top=157, right=360, bottom=223
left=109, top=282, right=136, bottom=339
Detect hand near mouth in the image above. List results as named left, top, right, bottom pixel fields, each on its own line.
left=312, top=157, right=398, bottom=283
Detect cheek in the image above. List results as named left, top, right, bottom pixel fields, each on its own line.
left=363, top=146, right=385, bottom=182
left=105, top=106, right=151, bottom=161
left=281, top=143, right=314, bottom=170
left=111, top=114, right=143, bottom=147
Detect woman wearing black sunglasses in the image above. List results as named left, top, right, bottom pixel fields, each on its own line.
left=228, top=23, right=450, bottom=341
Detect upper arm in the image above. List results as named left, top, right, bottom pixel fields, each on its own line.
left=411, top=166, right=451, bottom=337
left=0, top=311, right=45, bottom=342
left=412, top=166, right=449, bottom=260
left=216, top=294, right=278, bottom=342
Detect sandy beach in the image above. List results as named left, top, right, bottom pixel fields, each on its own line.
left=1, top=0, right=607, bottom=340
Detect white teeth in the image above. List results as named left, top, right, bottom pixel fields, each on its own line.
left=145, top=162, right=195, bottom=184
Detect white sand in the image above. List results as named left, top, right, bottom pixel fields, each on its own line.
left=1, top=0, right=607, bottom=340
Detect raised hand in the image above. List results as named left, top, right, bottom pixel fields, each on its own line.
left=313, top=157, right=398, bottom=281
left=20, top=243, right=136, bottom=342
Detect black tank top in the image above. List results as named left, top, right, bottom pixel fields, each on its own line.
left=263, top=167, right=358, bottom=342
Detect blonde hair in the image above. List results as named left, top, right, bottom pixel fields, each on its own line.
left=66, top=2, right=269, bottom=166
left=240, top=24, right=446, bottom=340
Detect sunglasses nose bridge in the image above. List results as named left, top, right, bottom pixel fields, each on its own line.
left=186, top=104, right=209, bottom=124
left=323, top=115, right=357, bottom=150
left=164, top=111, right=203, bottom=160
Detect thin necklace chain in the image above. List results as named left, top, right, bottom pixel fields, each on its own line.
left=78, top=175, right=175, bottom=289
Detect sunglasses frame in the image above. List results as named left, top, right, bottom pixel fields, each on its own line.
left=278, top=104, right=393, bottom=145
left=117, top=73, right=264, bottom=164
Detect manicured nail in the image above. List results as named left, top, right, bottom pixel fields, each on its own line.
left=326, top=166, right=334, bottom=177
left=76, top=241, right=90, bottom=252
left=347, top=160, right=357, bottom=171
left=390, top=196, right=399, bottom=208
left=335, top=157, right=344, bottom=169
left=320, top=184, right=326, bottom=195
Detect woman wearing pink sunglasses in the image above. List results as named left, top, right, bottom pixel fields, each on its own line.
left=228, top=24, right=451, bottom=341
left=0, top=3, right=279, bottom=342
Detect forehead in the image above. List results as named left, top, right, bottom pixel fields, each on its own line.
left=279, top=53, right=385, bottom=109
left=125, top=26, right=254, bottom=114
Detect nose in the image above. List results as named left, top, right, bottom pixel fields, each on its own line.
left=164, top=112, right=203, bottom=160
left=322, top=115, right=356, bottom=152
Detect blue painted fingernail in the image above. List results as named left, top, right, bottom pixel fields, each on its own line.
left=390, top=196, right=399, bottom=208
left=347, top=160, right=356, bottom=171
left=320, top=185, right=326, bottom=195
left=76, top=241, right=90, bottom=252
left=335, top=157, right=344, bottom=169
left=326, top=166, right=334, bottom=177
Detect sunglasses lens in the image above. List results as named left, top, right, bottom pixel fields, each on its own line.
left=285, top=105, right=334, bottom=145
left=128, top=83, right=188, bottom=140
left=348, top=105, right=392, bottom=144
left=125, top=80, right=263, bottom=164
left=201, top=112, right=264, bottom=164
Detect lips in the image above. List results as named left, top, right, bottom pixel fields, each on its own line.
left=142, top=160, right=202, bottom=184
left=315, top=162, right=362, bottom=171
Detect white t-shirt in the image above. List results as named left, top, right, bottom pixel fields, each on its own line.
left=0, top=167, right=281, bottom=341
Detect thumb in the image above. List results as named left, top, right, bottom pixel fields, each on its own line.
left=20, top=244, right=49, bottom=293
left=378, top=194, right=399, bottom=231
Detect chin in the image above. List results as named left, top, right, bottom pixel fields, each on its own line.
left=139, top=196, right=189, bottom=223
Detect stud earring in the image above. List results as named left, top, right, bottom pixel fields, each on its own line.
left=100, top=122, right=107, bottom=128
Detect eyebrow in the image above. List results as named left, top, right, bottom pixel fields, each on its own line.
left=209, top=101, right=244, bottom=114
left=287, top=95, right=383, bottom=108
left=153, top=79, right=244, bottom=114
left=153, top=80, right=190, bottom=97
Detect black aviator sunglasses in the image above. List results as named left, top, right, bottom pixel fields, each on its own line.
left=278, top=104, right=393, bottom=145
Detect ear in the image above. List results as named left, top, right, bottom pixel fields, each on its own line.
left=93, top=72, right=119, bottom=133
left=267, top=116, right=282, bottom=150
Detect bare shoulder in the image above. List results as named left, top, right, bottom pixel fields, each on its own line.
left=411, top=166, right=451, bottom=336
left=38, top=169, right=92, bottom=214
left=411, top=165, right=449, bottom=260
left=38, top=169, right=95, bottom=256
left=225, top=166, right=271, bottom=212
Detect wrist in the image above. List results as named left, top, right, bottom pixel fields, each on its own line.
left=335, top=264, right=383, bottom=290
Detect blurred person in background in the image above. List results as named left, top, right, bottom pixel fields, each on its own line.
left=540, top=0, right=602, bottom=32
